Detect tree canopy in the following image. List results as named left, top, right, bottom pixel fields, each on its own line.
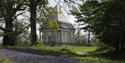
left=72, top=0, right=125, bottom=50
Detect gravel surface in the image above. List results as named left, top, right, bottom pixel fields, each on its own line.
left=0, top=48, right=79, bottom=63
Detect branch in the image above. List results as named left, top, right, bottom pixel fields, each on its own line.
left=13, top=9, right=29, bottom=19
left=0, top=27, right=14, bottom=32
left=14, top=24, right=30, bottom=36
left=0, top=27, right=5, bottom=31
left=14, top=2, right=28, bottom=11
left=0, top=7, right=6, bottom=17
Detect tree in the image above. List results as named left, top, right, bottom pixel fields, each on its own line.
left=0, top=0, right=49, bottom=46
left=0, top=0, right=26, bottom=46
left=29, top=0, right=37, bottom=45
left=72, top=0, right=125, bottom=50
left=29, top=0, right=48, bottom=45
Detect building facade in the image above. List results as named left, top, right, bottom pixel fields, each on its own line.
left=40, top=6, right=75, bottom=45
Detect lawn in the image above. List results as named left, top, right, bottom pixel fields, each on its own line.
left=0, top=45, right=125, bottom=63
left=30, top=45, right=125, bottom=63
left=0, top=56, right=11, bottom=63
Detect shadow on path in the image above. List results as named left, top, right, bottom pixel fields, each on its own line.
left=0, top=47, right=80, bottom=63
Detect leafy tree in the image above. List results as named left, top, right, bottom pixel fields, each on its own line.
left=0, top=0, right=48, bottom=46
left=0, top=0, right=26, bottom=46
left=72, top=0, right=125, bottom=50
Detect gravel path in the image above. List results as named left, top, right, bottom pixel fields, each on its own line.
left=0, top=48, right=79, bottom=63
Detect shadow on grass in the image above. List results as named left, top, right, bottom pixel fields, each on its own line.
left=3, top=47, right=79, bottom=57
left=88, top=47, right=125, bottom=61
left=2, top=47, right=125, bottom=63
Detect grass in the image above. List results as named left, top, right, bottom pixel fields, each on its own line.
left=32, top=45, right=97, bottom=52
left=0, top=57, right=11, bottom=63
left=30, top=45, right=125, bottom=63
left=0, top=44, right=11, bottom=63
left=30, top=45, right=97, bottom=57
left=1, top=44, right=125, bottom=63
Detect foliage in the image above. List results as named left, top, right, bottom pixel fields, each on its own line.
left=0, top=0, right=49, bottom=46
left=91, top=41, right=107, bottom=48
left=43, top=19, right=59, bottom=29
left=0, top=0, right=28, bottom=46
left=31, top=39, right=44, bottom=47
left=42, top=7, right=59, bottom=30
left=75, top=30, right=88, bottom=45
left=71, top=0, right=125, bottom=50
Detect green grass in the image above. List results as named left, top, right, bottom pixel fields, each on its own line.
left=0, top=44, right=11, bottom=63
left=30, top=45, right=125, bottom=63
left=32, top=45, right=97, bottom=52
left=0, top=57, right=11, bottom=63
left=4, top=44, right=125, bottom=63
left=75, top=55, right=125, bottom=63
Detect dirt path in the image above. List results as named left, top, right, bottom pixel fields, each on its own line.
left=0, top=48, right=79, bottom=63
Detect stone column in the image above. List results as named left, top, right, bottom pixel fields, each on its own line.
left=39, top=30, right=42, bottom=41
left=61, top=30, right=63, bottom=44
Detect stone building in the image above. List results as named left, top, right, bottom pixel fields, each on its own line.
left=39, top=6, right=75, bottom=45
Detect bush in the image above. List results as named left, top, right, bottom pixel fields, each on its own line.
left=32, top=39, right=44, bottom=47
left=91, top=41, right=108, bottom=48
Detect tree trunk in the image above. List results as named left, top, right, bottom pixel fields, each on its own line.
left=3, top=17, right=15, bottom=46
left=2, top=2, right=16, bottom=46
left=115, top=41, right=120, bottom=51
left=30, top=0, right=37, bottom=45
left=87, top=27, right=91, bottom=46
